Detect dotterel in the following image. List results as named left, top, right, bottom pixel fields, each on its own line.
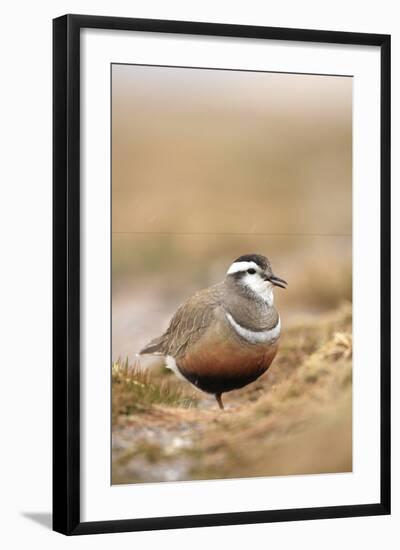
left=140, top=253, right=287, bottom=409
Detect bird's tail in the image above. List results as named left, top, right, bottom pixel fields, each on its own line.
left=139, top=335, right=165, bottom=355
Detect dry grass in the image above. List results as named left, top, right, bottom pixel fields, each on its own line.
left=112, top=359, right=199, bottom=422
left=112, top=302, right=352, bottom=484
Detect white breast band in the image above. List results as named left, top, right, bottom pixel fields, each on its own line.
left=225, top=312, right=281, bottom=344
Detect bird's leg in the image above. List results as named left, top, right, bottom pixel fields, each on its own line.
left=215, top=393, right=224, bottom=410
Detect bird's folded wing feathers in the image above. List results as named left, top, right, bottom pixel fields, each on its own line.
left=139, top=284, right=223, bottom=357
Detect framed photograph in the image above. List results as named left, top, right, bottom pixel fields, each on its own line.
left=53, top=14, right=391, bottom=535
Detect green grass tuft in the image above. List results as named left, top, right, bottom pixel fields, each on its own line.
left=112, top=359, right=198, bottom=421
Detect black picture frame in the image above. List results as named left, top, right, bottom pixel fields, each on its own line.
left=53, top=14, right=391, bottom=536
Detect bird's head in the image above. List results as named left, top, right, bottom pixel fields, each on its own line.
left=226, top=253, right=287, bottom=305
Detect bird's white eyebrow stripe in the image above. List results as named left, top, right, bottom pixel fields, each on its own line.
left=227, top=261, right=259, bottom=275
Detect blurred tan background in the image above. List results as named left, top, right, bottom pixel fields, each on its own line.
left=112, top=64, right=352, bottom=361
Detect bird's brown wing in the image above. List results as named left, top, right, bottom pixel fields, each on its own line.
left=139, top=283, right=224, bottom=357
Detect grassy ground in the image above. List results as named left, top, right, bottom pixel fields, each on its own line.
left=112, top=302, right=352, bottom=484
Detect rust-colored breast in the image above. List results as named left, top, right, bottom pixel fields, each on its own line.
left=176, top=313, right=278, bottom=394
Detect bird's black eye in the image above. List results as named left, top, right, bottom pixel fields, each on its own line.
left=247, top=268, right=256, bottom=275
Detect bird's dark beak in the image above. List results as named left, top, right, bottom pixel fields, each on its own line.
left=269, top=274, right=288, bottom=289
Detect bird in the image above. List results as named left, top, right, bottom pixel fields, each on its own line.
left=139, top=253, right=287, bottom=409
